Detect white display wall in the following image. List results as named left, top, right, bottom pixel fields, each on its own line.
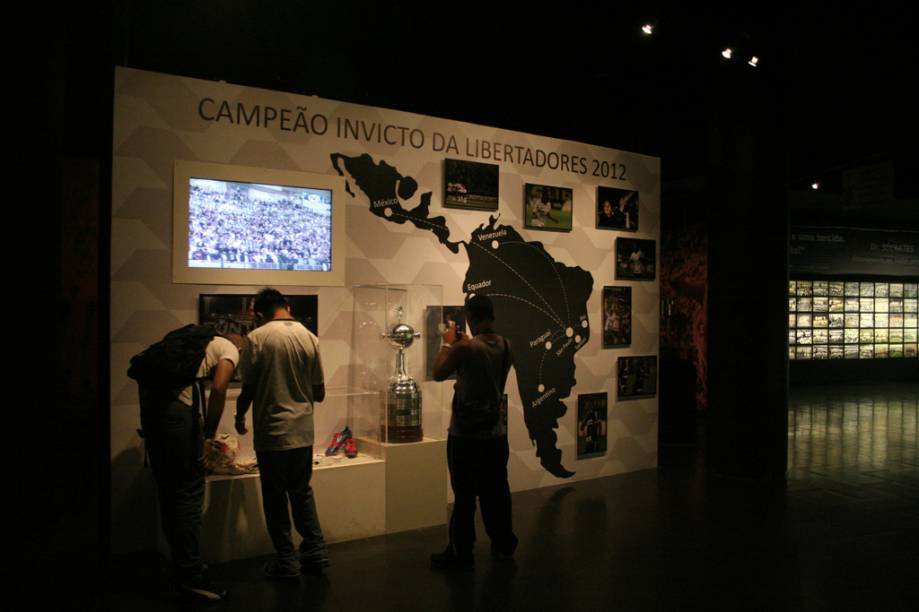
left=111, top=67, right=660, bottom=552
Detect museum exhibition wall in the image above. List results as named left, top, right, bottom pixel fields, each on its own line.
left=787, top=225, right=919, bottom=382
left=111, top=67, right=660, bottom=554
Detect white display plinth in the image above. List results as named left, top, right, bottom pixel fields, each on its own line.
left=185, top=456, right=386, bottom=563
left=158, top=440, right=447, bottom=564
left=359, top=436, right=448, bottom=534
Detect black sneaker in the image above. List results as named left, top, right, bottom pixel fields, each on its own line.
left=264, top=558, right=300, bottom=580
left=178, top=575, right=228, bottom=602
left=430, top=549, right=474, bottom=571
left=300, top=555, right=330, bottom=576
left=491, top=541, right=517, bottom=561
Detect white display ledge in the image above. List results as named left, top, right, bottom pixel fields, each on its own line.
left=175, top=438, right=446, bottom=563
left=205, top=453, right=384, bottom=483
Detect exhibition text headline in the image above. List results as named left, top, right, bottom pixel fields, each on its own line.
left=197, top=98, right=629, bottom=180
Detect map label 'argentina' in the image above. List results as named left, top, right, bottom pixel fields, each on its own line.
left=531, top=388, right=557, bottom=408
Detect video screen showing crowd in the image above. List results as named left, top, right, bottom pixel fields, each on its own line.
left=188, top=178, right=333, bottom=271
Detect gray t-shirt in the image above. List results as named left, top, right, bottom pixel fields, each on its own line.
left=238, top=320, right=325, bottom=452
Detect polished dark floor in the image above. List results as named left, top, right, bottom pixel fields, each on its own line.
left=106, top=383, right=918, bottom=612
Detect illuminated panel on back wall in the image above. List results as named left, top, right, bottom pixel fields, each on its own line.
left=173, top=160, right=347, bottom=286
left=789, top=280, right=919, bottom=360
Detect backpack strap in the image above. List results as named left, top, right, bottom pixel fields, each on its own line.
left=137, top=386, right=149, bottom=469
left=498, top=337, right=510, bottom=396
left=193, top=379, right=207, bottom=416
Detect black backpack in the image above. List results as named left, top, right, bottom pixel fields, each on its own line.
left=128, top=324, right=219, bottom=391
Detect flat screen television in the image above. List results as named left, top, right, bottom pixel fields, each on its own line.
left=173, top=160, right=346, bottom=285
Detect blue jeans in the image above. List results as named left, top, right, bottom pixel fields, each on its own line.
left=140, top=392, right=205, bottom=581
left=256, top=446, right=328, bottom=563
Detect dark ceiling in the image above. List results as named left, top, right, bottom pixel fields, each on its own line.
left=33, top=3, right=919, bottom=201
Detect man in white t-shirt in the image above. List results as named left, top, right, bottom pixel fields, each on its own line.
left=235, top=288, right=328, bottom=579
left=139, top=332, right=240, bottom=602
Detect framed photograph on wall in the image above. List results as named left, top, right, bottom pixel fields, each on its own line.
left=577, top=392, right=608, bottom=459
left=596, top=186, right=638, bottom=231
left=198, top=294, right=318, bottom=336
left=602, top=286, right=631, bottom=347
left=616, top=238, right=656, bottom=281
left=523, top=183, right=573, bottom=232
left=444, top=158, right=499, bottom=210
left=617, top=356, right=658, bottom=399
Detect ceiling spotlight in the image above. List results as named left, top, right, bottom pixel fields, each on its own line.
left=642, top=24, right=654, bottom=35
left=811, top=182, right=820, bottom=190
left=722, top=47, right=733, bottom=59
left=748, top=55, right=759, bottom=67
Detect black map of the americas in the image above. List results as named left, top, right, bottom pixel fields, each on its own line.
left=332, top=152, right=594, bottom=477
left=330, top=153, right=460, bottom=254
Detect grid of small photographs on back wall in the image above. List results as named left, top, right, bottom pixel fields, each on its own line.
left=788, top=280, right=919, bottom=360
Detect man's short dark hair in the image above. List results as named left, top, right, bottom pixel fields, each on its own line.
left=465, top=294, right=495, bottom=322
left=254, top=288, right=288, bottom=318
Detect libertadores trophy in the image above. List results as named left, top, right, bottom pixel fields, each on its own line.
left=382, top=306, right=424, bottom=442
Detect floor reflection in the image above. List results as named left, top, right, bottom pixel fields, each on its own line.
left=789, top=383, right=918, bottom=475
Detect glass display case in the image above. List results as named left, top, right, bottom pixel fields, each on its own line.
left=350, top=284, right=448, bottom=445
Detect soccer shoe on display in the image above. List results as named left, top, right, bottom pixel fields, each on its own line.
left=324, top=426, right=352, bottom=456
left=343, top=437, right=358, bottom=458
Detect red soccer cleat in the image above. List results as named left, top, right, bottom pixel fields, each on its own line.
left=343, top=438, right=358, bottom=458
left=324, top=426, right=352, bottom=456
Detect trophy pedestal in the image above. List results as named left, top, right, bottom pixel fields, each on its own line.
left=383, top=424, right=423, bottom=443
left=383, top=386, right=423, bottom=442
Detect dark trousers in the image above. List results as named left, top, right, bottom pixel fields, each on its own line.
left=256, top=446, right=328, bottom=562
left=140, top=395, right=205, bottom=581
left=447, top=435, right=518, bottom=559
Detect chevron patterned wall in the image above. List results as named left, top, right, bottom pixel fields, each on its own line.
left=111, top=67, right=660, bottom=552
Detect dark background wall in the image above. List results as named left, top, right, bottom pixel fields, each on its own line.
left=14, top=0, right=919, bottom=602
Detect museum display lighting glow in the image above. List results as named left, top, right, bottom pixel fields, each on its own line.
left=748, top=55, right=759, bottom=67
left=811, top=182, right=820, bottom=190
left=722, top=47, right=733, bottom=59
left=642, top=24, right=654, bottom=35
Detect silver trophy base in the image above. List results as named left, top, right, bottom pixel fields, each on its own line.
left=383, top=388, right=423, bottom=443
